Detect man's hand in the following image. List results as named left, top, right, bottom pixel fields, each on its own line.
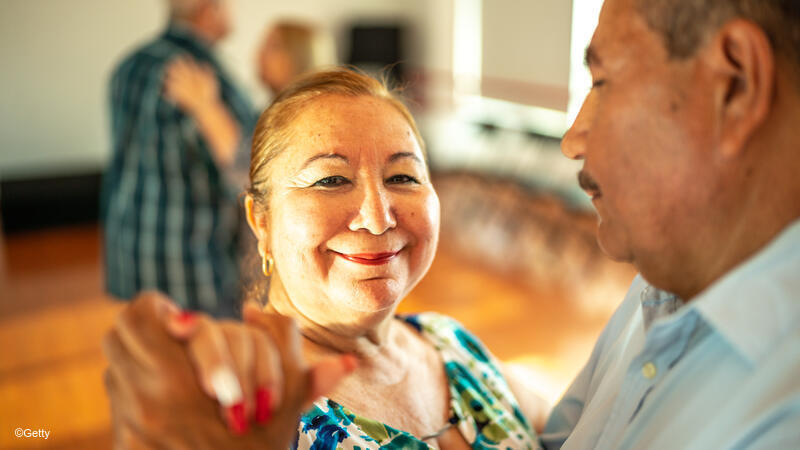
left=103, top=292, right=355, bottom=449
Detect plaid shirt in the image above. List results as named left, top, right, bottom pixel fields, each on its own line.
left=100, top=24, right=256, bottom=314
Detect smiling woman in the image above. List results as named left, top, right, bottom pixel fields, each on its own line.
left=102, top=69, right=549, bottom=449
left=245, top=86, right=439, bottom=324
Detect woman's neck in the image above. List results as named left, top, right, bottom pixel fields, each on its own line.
left=264, top=285, right=418, bottom=386
left=263, top=278, right=401, bottom=359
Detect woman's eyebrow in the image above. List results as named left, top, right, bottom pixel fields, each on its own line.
left=300, top=153, right=349, bottom=169
left=387, top=152, right=422, bottom=164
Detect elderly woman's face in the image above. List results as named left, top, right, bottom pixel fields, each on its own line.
left=261, top=94, right=440, bottom=325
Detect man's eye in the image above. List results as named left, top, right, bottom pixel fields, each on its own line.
left=386, top=174, right=419, bottom=185
left=313, top=176, right=349, bottom=187
left=591, top=79, right=606, bottom=88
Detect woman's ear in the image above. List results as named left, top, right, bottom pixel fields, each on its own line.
left=245, top=194, right=269, bottom=255
left=706, top=19, right=775, bottom=158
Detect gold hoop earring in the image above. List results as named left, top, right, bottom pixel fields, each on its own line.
left=262, top=254, right=274, bottom=277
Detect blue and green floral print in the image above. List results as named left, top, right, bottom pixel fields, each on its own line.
left=292, top=313, right=539, bottom=449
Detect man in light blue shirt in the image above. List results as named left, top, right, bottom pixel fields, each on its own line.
left=541, top=231, right=800, bottom=448
left=540, top=0, right=800, bottom=447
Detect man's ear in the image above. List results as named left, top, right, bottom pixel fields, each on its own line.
left=706, top=19, right=775, bottom=158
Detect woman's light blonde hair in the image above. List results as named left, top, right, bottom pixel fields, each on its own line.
left=247, top=68, right=426, bottom=207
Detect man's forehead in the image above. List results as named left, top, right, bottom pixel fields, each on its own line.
left=593, top=0, right=636, bottom=40
left=587, top=0, right=663, bottom=67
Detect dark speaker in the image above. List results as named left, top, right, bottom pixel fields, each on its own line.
left=0, top=172, right=101, bottom=233
left=347, top=25, right=406, bottom=86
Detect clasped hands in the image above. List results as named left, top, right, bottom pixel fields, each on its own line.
left=102, top=292, right=356, bottom=449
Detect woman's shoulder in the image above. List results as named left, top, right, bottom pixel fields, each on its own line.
left=398, top=312, right=495, bottom=366
left=398, top=313, right=539, bottom=447
left=398, top=311, right=471, bottom=338
left=295, top=398, right=433, bottom=450
left=399, top=311, right=455, bottom=331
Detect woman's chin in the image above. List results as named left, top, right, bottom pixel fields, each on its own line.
left=340, top=278, right=403, bottom=313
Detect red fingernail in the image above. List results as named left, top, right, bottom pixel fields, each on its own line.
left=176, top=311, right=196, bottom=325
left=342, top=354, right=359, bottom=372
left=225, top=402, right=249, bottom=435
left=255, top=388, right=272, bottom=424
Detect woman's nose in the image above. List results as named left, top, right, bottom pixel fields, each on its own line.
left=348, top=184, right=397, bottom=235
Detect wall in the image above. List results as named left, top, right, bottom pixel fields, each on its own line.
left=0, top=0, right=163, bottom=180
left=482, top=0, right=573, bottom=110
left=0, top=0, right=579, bottom=180
left=0, top=0, right=429, bottom=180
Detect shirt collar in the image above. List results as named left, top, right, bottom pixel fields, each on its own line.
left=163, top=22, right=216, bottom=61
left=692, top=218, right=800, bottom=365
left=640, top=284, right=683, bottom=331
left=643, top=218, right=800, bottom=365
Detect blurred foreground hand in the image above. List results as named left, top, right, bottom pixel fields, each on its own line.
left=102, top=291, right=355, bottom=449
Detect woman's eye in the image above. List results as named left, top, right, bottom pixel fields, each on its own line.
left=313, top=176, right=349, bottom=187
left=386, top=174, right=419, bottom=185
left=591, top=79, right=606, bottom=88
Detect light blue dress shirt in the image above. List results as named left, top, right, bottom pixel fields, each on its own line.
left=541, top=219, right=800, bottom=449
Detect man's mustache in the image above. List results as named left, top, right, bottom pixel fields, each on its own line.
left=578, top=170, right=600, bottom=193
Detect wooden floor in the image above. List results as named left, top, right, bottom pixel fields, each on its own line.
left=0, top=224, right=633, bottom=449
left=1, top=226, right=120, bottom=449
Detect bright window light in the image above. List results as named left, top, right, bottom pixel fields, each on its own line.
left=452, top=0, right=482, bottom=97
left=568, top=0, right=604, bottom=123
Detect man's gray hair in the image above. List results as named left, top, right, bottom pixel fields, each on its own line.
left=635, top=0, right=800, bottom=69
left=167, top=0, right=213, bottom=19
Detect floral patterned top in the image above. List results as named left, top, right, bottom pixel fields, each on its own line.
left=291, top=313, right=540, bottom=449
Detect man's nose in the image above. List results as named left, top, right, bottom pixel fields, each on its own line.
left=348, top=183, right=397, bottom=235
left=561, top=95, right=593, bottom=160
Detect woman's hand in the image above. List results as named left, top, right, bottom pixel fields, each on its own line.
left=163, top=56, right=220, bottom=116
left=103, top=291, right=355, bottom=449
left=162, top=56, right=240, bottom=167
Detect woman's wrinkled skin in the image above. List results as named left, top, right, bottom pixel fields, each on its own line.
left=247, top=94, right=440, bottom=351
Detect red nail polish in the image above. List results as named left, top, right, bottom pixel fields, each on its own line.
left=175, top=311, right=196, bottom=325
left=342, top=354, right=359, bottom=372
left=255, top=388, right=272, bottom=424
left=225, top=402, right=249, bottom=435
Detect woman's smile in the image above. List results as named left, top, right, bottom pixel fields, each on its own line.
left=333, top=250, right=401, bottom=266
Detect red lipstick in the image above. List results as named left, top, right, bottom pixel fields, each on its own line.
left=335, top=251, right=399, bottom=265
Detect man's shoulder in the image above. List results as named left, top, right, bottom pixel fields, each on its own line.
left=111, top=32, right=184, bottom=80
